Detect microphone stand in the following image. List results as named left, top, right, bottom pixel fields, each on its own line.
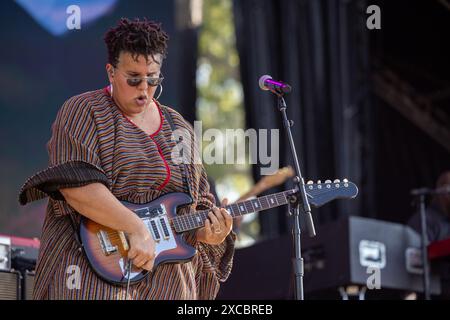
left=410, top=186, right=450, bottom=300
left=411, top=188, right=433, bottom=300
left=418, top=193, right=431, bottom=300
left=272, top=91, right=316, bottom=300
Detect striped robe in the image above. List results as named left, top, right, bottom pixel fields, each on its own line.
left=19, top=88, right=235, bottom=300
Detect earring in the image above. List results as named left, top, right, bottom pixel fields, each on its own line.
left=155, top=84, right=163, bottom=100
left=109, top=69, right=114, bottom=97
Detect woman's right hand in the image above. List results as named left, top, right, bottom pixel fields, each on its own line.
left=127, top=223, right=156, bottom=271
left=60, top=183, right=157, bottom=271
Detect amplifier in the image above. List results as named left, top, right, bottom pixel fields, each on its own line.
left=0, top=236, right=11, bottom=271
left=300, top=216, right=441, bottom=295
left=9, top=235, right=39, bottom=273
left=218, top=216, right=442, bottom=299
left=0, top=270, right=21, bottom=300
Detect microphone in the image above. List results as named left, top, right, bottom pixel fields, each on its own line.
left=259, top=75, right=292, bottom=94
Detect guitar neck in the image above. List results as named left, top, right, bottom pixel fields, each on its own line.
left=172, top=189, right=295, bottom=233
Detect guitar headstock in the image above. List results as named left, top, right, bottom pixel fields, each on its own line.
left=304, top=179, right=358, bottom=207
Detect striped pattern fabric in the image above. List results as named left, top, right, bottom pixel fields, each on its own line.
left=19, top=88, right=235, bottom=300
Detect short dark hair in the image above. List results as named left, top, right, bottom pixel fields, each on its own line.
left=104, top=18, right=169, bottom=67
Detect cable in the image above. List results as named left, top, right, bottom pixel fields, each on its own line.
left=125, top=259, right=132, bottom=300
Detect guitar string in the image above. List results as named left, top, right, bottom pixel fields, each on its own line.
left=171, top=185, right=353, bottom=230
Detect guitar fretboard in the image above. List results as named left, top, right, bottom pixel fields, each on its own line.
left=172, top=189, right=295, bottom=233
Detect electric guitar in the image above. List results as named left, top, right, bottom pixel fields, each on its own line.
left=80, top=179, right=358, bottom=285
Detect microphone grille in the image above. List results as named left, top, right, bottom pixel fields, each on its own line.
left=258, top=75, right=272, bottom=90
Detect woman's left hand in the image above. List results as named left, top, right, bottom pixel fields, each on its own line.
left=196, top=198, right=233, bottom=245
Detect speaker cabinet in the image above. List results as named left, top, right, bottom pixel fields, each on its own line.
left=23, top=270, right=35, bottom=300
left=0, top=270, right=21, bottom=300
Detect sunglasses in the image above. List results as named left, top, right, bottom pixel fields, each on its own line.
left=113, top=68, right=164, bottom=87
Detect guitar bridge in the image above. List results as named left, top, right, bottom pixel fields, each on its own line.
left=97, top=230, right=118, bottom=256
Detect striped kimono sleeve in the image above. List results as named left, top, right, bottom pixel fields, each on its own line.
left=19, top=94, right=109, bottom=206
left=196, top=167, right=236, bottom=282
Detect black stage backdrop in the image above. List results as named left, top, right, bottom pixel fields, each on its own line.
left=232, top=0, right=450, bottom=237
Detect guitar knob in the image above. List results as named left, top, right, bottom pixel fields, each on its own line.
left=333, top=179, right=340, bottom=183
left=307, top=180, right=314, bottom=185
left=325, top=180, right=332, bottom=184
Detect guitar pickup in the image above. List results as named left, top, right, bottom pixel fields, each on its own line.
left=159, top=218, right=171, bottom=240
left=149, top=219, right=161, bottom=242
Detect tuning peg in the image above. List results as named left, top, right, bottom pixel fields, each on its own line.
left=333, top=179, right=340, bottom=183
left=317, top=180, right=322, bottom=184
left=325, top=180, right=332, bottom=184
left=343, top=178, right=348, bottom=183
left=307, top=180, right=314, bottom=185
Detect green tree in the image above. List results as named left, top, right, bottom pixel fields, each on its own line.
left=197, top=0, right=260, bottom=244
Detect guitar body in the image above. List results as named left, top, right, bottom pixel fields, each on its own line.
left=79, top=192, right=195, bottom=285
left=79, top=179, right=358, bottom=285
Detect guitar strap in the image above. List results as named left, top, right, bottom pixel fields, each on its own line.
left=161, top=106, right=193, bottom=199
